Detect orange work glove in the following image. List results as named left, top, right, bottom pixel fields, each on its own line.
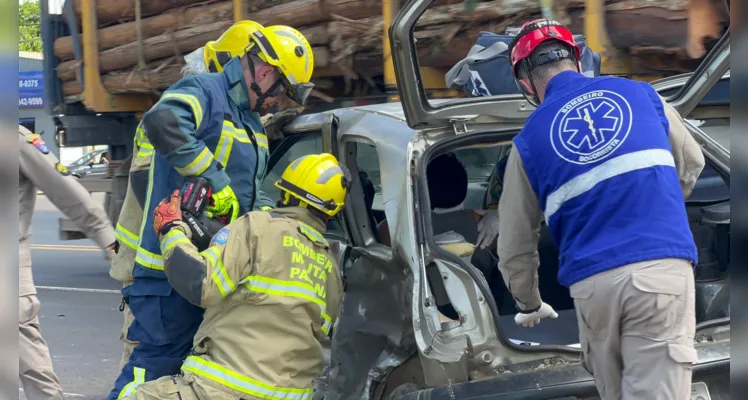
left=153, top=189, right=183, bottom=235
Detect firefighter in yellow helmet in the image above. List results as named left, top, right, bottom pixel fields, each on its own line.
left=201, top=20, right=265, bottom=74
left=245, top=24, right=316, bottom=112
left=108, top=23, right=268, bottom=375
left=107, top=22, right=313, bottom=399
left=120, top=153, right=349, bottom=400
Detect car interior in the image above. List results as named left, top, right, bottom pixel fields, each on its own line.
left=262, top=129, right=729, bottom=349
left=417, top=139, right=731, bottom=348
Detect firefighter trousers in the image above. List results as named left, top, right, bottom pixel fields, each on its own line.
left=19, top=294, right=64, bottom=400
left=120, top=373, right=272, bottom=400
left=119, top=282, right=140, bottom=372
left=107, top=279, right=204, bottom=400
left=570, top=258, right=697, bottom=400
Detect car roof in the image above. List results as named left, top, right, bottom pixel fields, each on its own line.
left=287, top=99, right=460, bottom=153
left=344, top=99, right=454, bottom=122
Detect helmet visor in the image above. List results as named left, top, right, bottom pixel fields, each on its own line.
left=284, top=80, right=314, bottom=106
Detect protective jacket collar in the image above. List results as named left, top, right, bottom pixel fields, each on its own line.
left=272, top=206, right=327, bottom=234
left=543, top=70, right=583, bottom=101
left=223, top=57, right=251, bottom=112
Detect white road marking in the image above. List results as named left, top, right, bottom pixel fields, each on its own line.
left=31, top=244, right=100, bottom=251
left=20, top=388, right=87, bottom=398
left=36, top=285, right=120, bottom=294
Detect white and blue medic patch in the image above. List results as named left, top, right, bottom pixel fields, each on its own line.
left=550, top=90, right=632, bottom=165
left=210, top=227, right=230, bottom=246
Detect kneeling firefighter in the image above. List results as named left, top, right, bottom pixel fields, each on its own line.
left=120, top=153, right=349, bottom=400
left=108, top=22, right=315, bottom=399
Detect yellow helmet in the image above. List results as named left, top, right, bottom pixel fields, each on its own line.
left=204, top=20, right=265, bottom=73
left=246, top=25, right=315, bottom=106
left=275, top=153, right=350, bottom=217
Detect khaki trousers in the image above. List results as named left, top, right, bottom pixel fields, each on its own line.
left=118, top=282, right=140, bottom=371
left=570, top=258, right=697, bottom=400
left=120, top=375, right=197, bottom=400
left=19, top=294, right=64, bottom=400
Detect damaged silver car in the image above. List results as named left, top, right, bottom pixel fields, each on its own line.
left=261, top=1, right=730, bottom=399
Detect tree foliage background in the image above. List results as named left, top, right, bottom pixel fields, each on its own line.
left=19, top=0, right=42, bottom=52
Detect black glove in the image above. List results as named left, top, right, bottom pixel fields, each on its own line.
left=262, top=107, right=304, bottom=140
left=182, top=211, right=226, bottom=252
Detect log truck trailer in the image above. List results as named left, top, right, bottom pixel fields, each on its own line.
left=40, top=0, right=729, bottom=239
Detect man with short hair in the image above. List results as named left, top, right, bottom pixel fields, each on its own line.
left=496, top=19, right=705, bottom=400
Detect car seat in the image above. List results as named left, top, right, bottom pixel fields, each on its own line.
left=426, top=153, right=512, bottom=318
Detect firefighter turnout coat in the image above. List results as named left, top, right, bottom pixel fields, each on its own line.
left=126, top=206, right=343, bottom=400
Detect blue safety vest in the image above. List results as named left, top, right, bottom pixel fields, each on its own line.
left=132, top=57, right=271, bottom=283
left=513, top=71, right=698, bottom=287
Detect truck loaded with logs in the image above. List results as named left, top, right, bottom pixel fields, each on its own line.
left=40, top=0, right=729, bottom=237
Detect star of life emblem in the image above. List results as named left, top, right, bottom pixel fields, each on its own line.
left=550, top=90, right=633, bottom=165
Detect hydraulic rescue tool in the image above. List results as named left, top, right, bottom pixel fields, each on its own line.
left=180, top=177, right=226, bottom=251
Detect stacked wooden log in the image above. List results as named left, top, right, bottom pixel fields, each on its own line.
left=55, top=0, right=582, bottom=100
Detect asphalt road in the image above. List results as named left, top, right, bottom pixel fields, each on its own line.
left=22, top=194, right=335, bottom=400
left=21, top=194, right=123, bottom=400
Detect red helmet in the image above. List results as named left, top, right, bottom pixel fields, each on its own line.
left=509, top=19, right=581, bottom=105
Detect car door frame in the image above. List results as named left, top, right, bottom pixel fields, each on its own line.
left=266, top=111, right=353, bottom=243
left=652, top=29, right=731, bottom=180
left=389, top=0, right=535, bottom=130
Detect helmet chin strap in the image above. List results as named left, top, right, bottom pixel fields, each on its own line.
left=520, top=61, right=541, bottom=107
left=246, top=55, right=283, bottom=113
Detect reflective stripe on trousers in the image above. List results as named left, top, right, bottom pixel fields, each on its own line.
left=117, top=367, right=146, bottom=399
left=240, top=275, right=332, bottom=335
left=182, top=356, right=314, bottom=400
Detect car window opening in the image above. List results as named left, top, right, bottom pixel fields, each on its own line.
left=260, top=133, right=348, bottom=238
left=351, top=143, right=386, bottom=244
left=419, top=139, right=730, bottom=350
